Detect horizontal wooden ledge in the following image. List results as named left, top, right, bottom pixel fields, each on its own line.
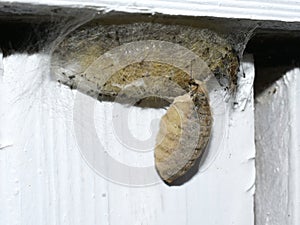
left=1, top=0, right=300, bottom=23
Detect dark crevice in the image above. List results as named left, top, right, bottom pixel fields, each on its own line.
left=245, top=31, right=300, bottom=96
left=0, top=21, right=49, bottom=56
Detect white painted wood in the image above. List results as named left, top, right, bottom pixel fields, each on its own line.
left=290, top=70, right=300, bottom=225
left=0, top=53, right=255, bottom=224
left=1, top=0, right=300, bottom=22
left=255, top=69, right=300, bottom=225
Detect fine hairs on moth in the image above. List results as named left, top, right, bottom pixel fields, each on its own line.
left=51, top=22, right=239, bottom=184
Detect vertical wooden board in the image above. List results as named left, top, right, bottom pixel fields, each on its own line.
left=255, top=68, right=300, bottom=225
left=0, top=54, right=111, bottom=225
left=0, top=54, right=255, bottom=225
left=290, top=69, right=300, bottom=225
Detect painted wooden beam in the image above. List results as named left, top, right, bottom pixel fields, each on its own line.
left=255, top=68, right=300, bottom=225
left=0, top=52, right=255, bottom=225
left=1, top=0, right=300, bottom=22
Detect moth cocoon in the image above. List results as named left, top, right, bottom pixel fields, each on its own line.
left=51, top=21, right=239, bottom=185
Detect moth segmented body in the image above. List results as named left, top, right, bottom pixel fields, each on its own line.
left=155, top=80, right=212, bottom=183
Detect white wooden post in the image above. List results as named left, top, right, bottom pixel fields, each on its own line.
left=255, top=69, right=300, bottom=225
left=0, top=54, right=255, bottom=225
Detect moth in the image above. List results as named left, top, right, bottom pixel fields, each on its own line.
left=51, top=21, right=239, bottom=184
left=155, top=80, right=212, bottom=183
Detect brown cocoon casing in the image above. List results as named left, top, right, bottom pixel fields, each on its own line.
left=51, top=21, right=239, bottom=184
